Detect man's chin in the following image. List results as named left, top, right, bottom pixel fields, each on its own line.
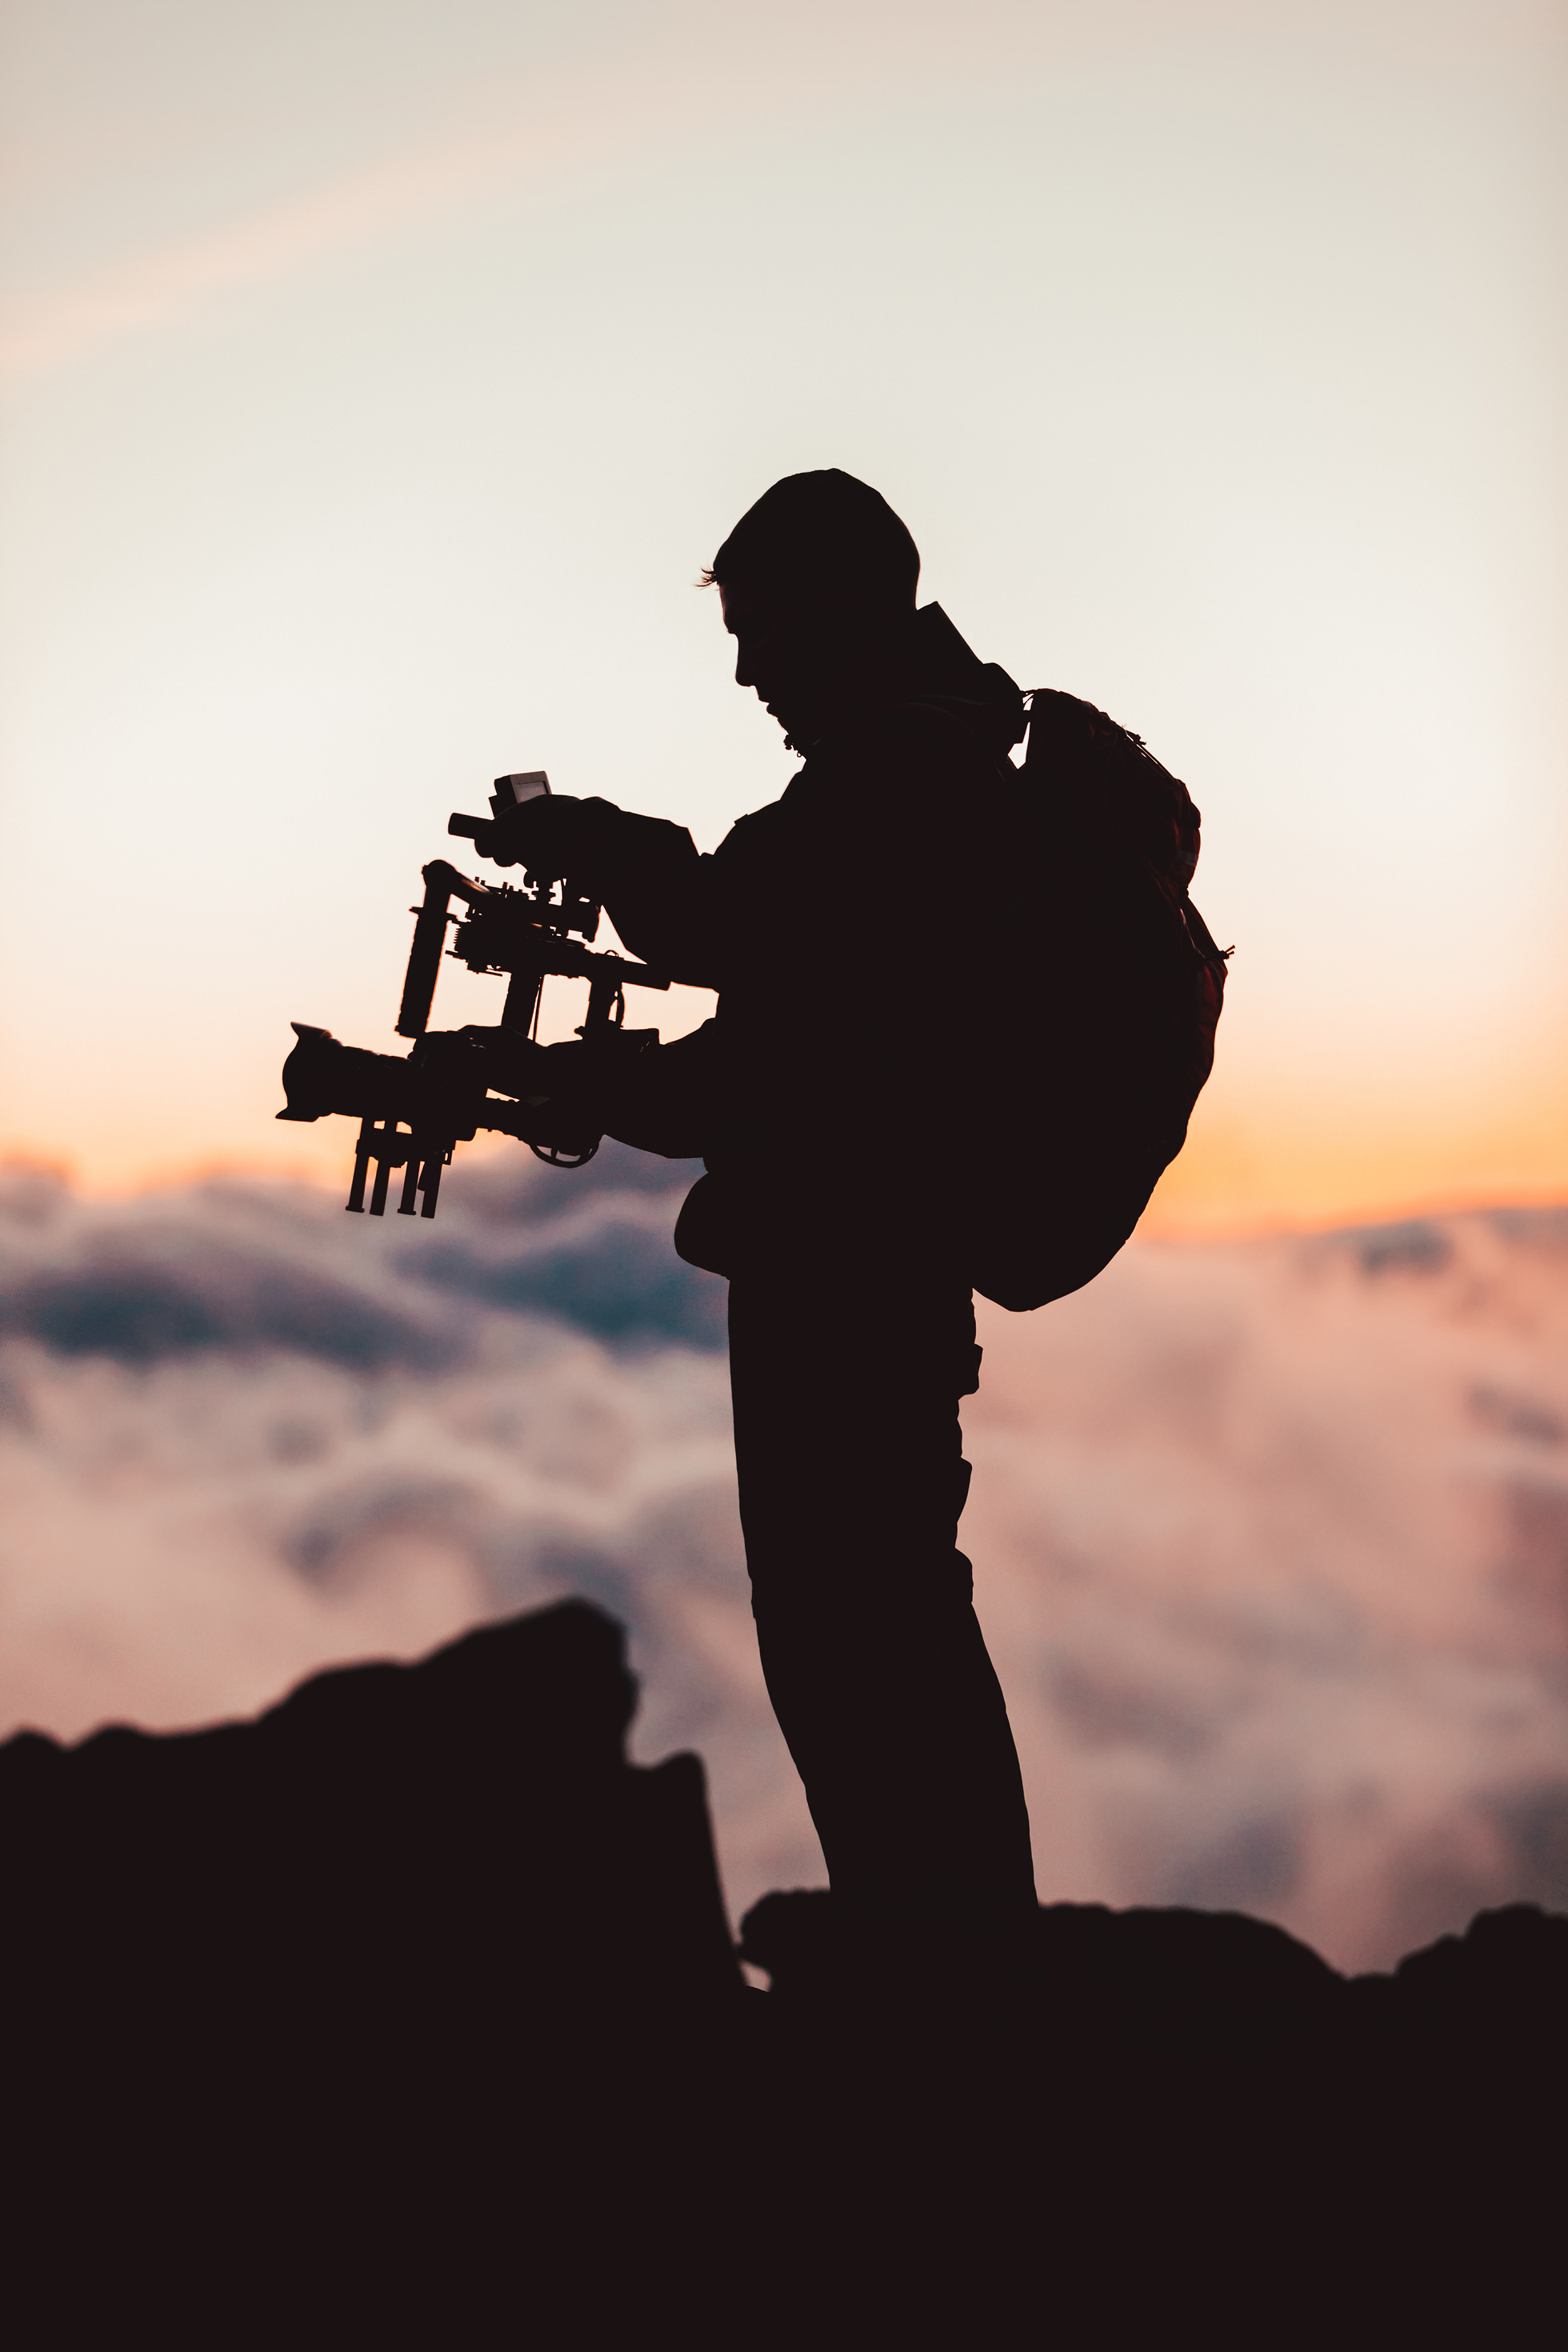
left=765, top=697, right=815, bottom=737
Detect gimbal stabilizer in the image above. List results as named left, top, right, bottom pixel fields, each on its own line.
left=278, top=773, right=669, bottom=1218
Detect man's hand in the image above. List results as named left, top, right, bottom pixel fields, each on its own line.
left=450, top=790, right=653, bottom=910
left=480, top=792, right=588, bottom=876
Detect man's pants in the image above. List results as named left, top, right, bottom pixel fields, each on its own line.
left=727, top=1255, right=1036, bottom=1924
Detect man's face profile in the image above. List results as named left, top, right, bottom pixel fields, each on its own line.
left=719, top=576, right=864, bottom=742
left=718, top=580, right=794, bottom=712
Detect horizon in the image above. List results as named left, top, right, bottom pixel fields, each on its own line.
left=6, top=1134, right=1561, bottom=1260
left=9, top=1142, right=1568, bottom=1248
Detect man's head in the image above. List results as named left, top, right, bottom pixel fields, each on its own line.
left=706, top=470, right=920, bottom=744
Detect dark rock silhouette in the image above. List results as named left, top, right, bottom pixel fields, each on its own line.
left=739, top=1881, right=1349, bottom=2047
left=6, top=1598, right=1563, bottom=2344
left=5, top=1602, right=742, bottom=2341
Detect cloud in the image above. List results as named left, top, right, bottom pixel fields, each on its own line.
left=0, top=1147, right=797, bottom=1902
left=2, top=1156, right=1567, bottom=1964
left=0, top=1143, right=724, bottom=1364
left=0, top=44, right=702, bottom=389
left=0, top=2, right=1313, bottom=388
left=2, top=1241, right=454, bottom=1371
left=402, top=1149, right=727, bottom=1354
left=0, top=15, right=942, bottom=386
left=0, top=141, right=501, bottom=382
left=964, top=1204, right=1568, bottom=1963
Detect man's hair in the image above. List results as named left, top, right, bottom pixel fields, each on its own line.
left=704, top=469, right=920, bottom=610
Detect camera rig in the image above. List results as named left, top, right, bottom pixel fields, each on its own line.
left=277, top=772, right=669, bottom=1218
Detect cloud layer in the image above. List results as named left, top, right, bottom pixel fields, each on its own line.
left=966, top=1209, right=1568, bottom=1965
left=2, top=1148, right=1566, bottom=1966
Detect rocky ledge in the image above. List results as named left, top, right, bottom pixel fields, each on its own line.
left=6, top=1602, right=1562, bottom=2343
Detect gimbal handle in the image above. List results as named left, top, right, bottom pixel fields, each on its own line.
left=396, top=859, right=486, bottom=1041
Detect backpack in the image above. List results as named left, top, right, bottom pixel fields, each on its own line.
left=964, top=688, right=1229, bottom=1311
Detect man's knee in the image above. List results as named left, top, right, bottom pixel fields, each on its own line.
left=749, top=1541, right=977, bottom=1642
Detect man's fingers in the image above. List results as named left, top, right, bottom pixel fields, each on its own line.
left=486, top=794, right=580, bottom=877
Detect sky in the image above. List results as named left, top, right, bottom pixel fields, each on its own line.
left=2, top=0, right=1564, bottom=1230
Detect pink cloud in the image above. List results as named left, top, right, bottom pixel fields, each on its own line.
left=2, top=1158, right=1566, bottom=1963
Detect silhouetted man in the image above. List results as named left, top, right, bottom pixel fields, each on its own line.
left=490, top=472, right=1038, bottom=1948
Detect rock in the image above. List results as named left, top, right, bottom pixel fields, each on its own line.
left=3, top=1598, right=1564, bottom=2342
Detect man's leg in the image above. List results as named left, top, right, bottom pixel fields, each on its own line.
left=727, top=1263, right=1034, bottom=1923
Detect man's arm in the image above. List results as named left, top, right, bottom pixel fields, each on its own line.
left=482, top=794, right=726, bottom=987
left=509, top=1019, right=726, bottom=1161
left=599, top=1020, right=726, bottom=1157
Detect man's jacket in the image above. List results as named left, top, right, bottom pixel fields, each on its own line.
left=553, top=614, right=1028, bottom=1274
